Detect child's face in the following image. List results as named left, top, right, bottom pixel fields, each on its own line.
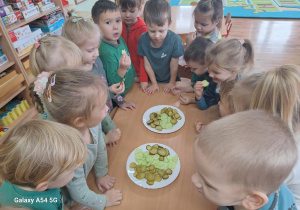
left=85, top=92, right=108, bottom=128
left=218, top=95, right=233, bottom=117
left=80, top=34, right=100, bottom=70
left=47, top=170, right=75, bottom=189
left=186, top=60, right=208, bottom=76
left=192, top=144, right=246, bottom=206
left=208, top=64, right=237, bottom=84
left=147, top=21, right=169, bottom=47
left=120, top=6, right=141, bottom=28
left=194, top=11, right=219, bottom=37
left=97, top=10, right=122, bottom=44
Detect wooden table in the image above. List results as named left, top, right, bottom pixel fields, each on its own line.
left=87, top=83, right=220, bottom=210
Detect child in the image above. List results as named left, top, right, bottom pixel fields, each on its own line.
left=0, top=119, right=87, bottom=209
left=118, top=0, right=148, bottom=91
left=62, top=14, right=136, bottom=113
left=30, top=69, right=122, bottom=209
left=92, top=0, right=136, bottom=95
left=172, top=37, right=213, bottom=105
left=229, top=65, right=300, bottom=208
left=194, top=38, right=254, bottom=110
left=192, top=110, right=298, bottom=210
left=186, top=0, right=223, bottom=47
left=137, top=0, right=184, bottom=95
left=30, top=35, right=120, bottom=147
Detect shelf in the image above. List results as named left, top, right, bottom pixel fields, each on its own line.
left=0, top=60, right=15, bottom=74
left=6, top=7, right=60, bottom=32
left=0, top=85, right=26, bottom=109
left=19, top=51, right=30, bottom=60
left=0, top=107, right=37, bottom=142
left=28, top=74, right=35, bottom=84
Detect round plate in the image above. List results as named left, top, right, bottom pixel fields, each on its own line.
left=142, top=105, right=185, bottom=134
left=126, top=143, right=181, bottom=189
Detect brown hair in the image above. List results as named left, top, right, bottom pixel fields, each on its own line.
left=29, top=35, right=83, bottom=77
left=29, top=69, right=107, bottom=125
left=0, top=119, right=87, bottom=188
left=206, top=38, right=254, bottom=74
left=143, top=0, right=171, bottom=26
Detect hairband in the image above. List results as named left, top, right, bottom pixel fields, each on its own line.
left=33, top=72, right=56, bottom=102
left=72, top=17, right=91, bottom=23
left=35, top=39, right=41, bottom=49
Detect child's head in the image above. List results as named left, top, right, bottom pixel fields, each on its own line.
left=218, top=80, right=236, bottom=117
left=92, top=0, right=122, bottom=44
left=183, top=37, right=212, bottom=76
left=0, top=119, right=87, bottom=190
left=62, top=15, right=100, bottom=71
left=143, top=0, right=171, bottom=45
left=192, top=110, right=297, bottom=209
left=193, top=0, right=223, bottom=36
left=250, top=65, right=300, bottom=133
left=206, top=38, right=254, bottom=83
left=30, top=69, right=108, bottom=128
left=29, top=35, right=83, bottom=77
left=118, top=0, right=142, bottom=28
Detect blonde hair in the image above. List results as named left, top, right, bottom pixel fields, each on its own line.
left=29, top=69, right=107, bottom=125
left=206, top=38, right=254, bottom=74
left=62, top=15, right=100, bottom=47
left=0, top=119, right=87, bottom=188
left=219, top=79, right=236, bottom=112
left=29, top=35, right=83, bottom=77
left=196, top=110, right=297, bottom=193
left=229, top=73, right=263, bottom=113
left=250, top=65, right=300, bottom=133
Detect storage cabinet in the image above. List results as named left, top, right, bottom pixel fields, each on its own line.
left=0, top=0, right=64, bottom=141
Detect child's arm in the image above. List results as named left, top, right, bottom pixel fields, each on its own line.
left=144, top=56, right=159, bottom=95
left=139, top=55, right=149, bottom=92
left=163, top=57, right=179, bottom=93
left=101, top=114, right=116, bottom=134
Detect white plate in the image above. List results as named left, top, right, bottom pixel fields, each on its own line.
left=142, top=105, right=185, bottom=134
left=126, top=143, right=181, bottom=189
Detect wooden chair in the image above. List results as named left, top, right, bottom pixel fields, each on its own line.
left=222, top=13, right=232, bottom=38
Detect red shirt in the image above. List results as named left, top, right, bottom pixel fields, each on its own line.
left=121, top=17, right=148, bottom=82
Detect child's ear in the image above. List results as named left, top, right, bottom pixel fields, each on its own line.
left=73, top=117, right=86, bottom=128
left=36, top=182, right=49, bottom=192
left=214, top=18, right=221, bottom=27
left=241, top=191, right=269, bottom=210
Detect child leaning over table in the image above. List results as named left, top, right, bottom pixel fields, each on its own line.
left=92, top=0, right=136, bottom=95
left=171, top=37, right=214, bottom=105
left=118, top=0, right=148, bottom=90
left=0, top=120, right=87, bottom=210
left=137, top=0, right=184, bottom=95
left=192, top=110, right=298, bottom=210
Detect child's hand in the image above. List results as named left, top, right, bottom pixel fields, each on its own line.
left=95, top=174, right=116, bottom=193
left=195, top=119, right=204, bottom=133
left=119, top=53, right=131, bottom=71
left=194, top=81, right=204, bottom=101
left=134, top=77, right=140, bottom=83
left=109, top=83, right=125, bottom=95
left=163, top=83, right=175, bottom=93
left=105, top=188, right=122, bottom=207
left=105, top=128, right=121, bottom=147
left=179, top=94, right=194, bottom=105
left=171, top=86, right=183, bottom=95
left=118, top=101, right=137, bottom=111
left=146, top=83, right=159, bottom=95
left=140, top=82, right=149, bottom=93
left=186, top=32, right=196, bottom=46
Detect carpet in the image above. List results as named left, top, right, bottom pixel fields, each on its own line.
left=169, top=0, right=300, bottom=19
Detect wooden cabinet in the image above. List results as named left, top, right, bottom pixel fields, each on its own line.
left=0, top=0, right=64, bottom=141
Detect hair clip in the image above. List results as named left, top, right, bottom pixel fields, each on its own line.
left=72, top=17, right=83, bottom=23
left=47, top=74, right=56, bottom=102
left=33, top=72, right=51, bottom=96
left=239, top=39, right=245, bottom=45
left=35, top=39, right=41, bottom=49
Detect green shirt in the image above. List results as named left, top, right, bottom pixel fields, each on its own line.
left=0, top=181, right=63, bottom=210
left=99, top=37, right=136, bottom=95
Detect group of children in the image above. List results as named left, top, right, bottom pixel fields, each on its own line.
left=0, top=0, right=299, bottom=209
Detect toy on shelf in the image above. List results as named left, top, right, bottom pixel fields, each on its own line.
left=0, top=127, right=8, bottom=137
left=0, top=46, right=8, bottom=66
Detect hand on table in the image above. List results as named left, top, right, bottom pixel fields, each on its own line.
left=145, top=83, right=159, bottom=95
left=105, top=128, right=121, bottom=147
left=171, top=86, right=184, bottom=95
left=119, top=101, right=137, bottom=111
left=163, top=83, right=175, bottom=93
left=194, top=81, right=204, bottom=101
left=140, top=82, right=149, bottom=93
left=96, top=174, right=115, bottom=193
left=179, top=94, right=194, bottom=105
left=105, top=189, right=122, bottom=207
left=109, top=83, right=125, bottom=95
